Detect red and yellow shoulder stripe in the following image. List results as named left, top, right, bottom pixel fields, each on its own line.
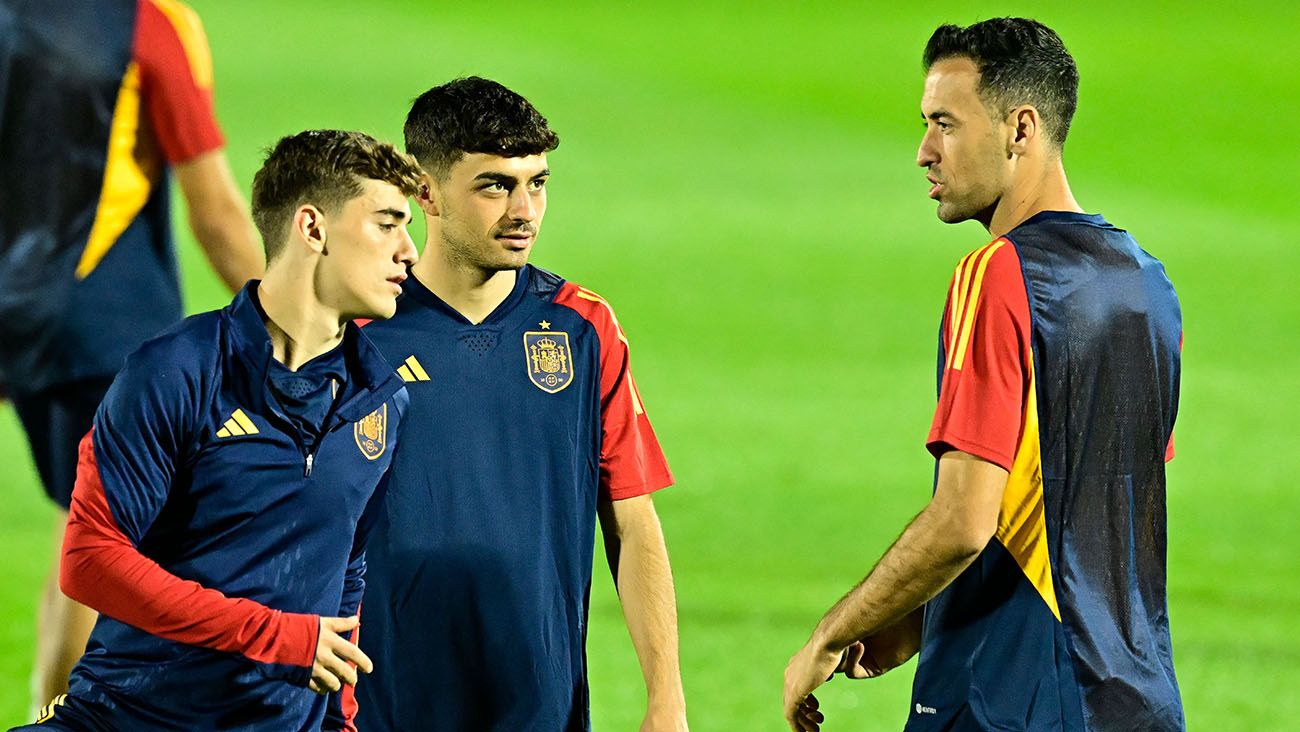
left=945, top=238, right=1008, bottom=371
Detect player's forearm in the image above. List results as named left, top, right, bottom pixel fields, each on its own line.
left=814, top=504, right=983, bottom=653
left=190, top=206, right=263, bottom=292
left=62, top=440, right=317, bottom=673
left=175, top=150, right=264, bottom=292
left=607, top=501, right=686, bottom=710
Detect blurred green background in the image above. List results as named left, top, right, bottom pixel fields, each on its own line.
left=3, top=1, right=1298, bottom=729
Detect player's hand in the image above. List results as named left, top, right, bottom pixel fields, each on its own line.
left=835, top=614, right=922, bottom=680
left=783, top=637, right=841, bottom=732
left=308, top=616, right=373, bottom=694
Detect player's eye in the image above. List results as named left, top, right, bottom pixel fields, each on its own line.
left=379, top=223, right=397, bottom=231
left=483, top=182, right=507, bottom=193
left=529, top=178, right=547, bottom=190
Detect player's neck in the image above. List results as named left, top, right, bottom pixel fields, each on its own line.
left=257, top=271, right=345, bottom=371
left=411, top=242, right=517, bottom=325
left=986, top=158, right=1082, bottom=239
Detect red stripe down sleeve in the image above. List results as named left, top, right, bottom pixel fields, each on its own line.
left=554, top=282, right=673, bottom=501
left=61, top=429, right=318, bottom=670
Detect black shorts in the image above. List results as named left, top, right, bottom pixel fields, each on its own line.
left=10, top=378, right=114, bottom=510
left=9, top=693, right=114, bottom=732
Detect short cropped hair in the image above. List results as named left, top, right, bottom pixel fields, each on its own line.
left=923, top=18, right=1079, bottom=150
left=404, top=77, right=559, bottom=179
left=251, top=130, right=424, bottom=259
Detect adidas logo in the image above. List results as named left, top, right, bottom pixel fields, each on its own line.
left=215, top=408, right=260, bottom=438
left=396, top=355, right=430, bottom=382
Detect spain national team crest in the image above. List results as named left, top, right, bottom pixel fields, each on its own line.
left=524, top=330, right=573, bottom=393
left=354, top=404, right=387, bottom=460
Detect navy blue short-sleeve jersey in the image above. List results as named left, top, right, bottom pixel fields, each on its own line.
left=355, top=265, right=672, bottom=731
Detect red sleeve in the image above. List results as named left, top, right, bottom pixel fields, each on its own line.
left=133, top=0, right=224, bottom=163
left=62, top=429, right=318, bottom=671
left=926, top=240, right=1032, bottom=472
left=554, top=283, right=674, bottom=501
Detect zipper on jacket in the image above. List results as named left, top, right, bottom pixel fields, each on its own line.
left=304, top=453, right=314, bottom=477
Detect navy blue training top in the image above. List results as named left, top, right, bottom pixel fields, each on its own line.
left=59, top=282, right=407, bottom=731
left=914, top=212, right=1183, bottom=731
left=355, top=265, right=673, bottom=732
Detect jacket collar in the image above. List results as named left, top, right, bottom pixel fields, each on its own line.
left=224, top=282, right=403, bottom=420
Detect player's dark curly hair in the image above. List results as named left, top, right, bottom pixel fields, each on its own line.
left=404, top=77, right=559, bottom=179
left=251, top=130, right=423, bottom=259
left=923, top=18, right=1079, bottom=150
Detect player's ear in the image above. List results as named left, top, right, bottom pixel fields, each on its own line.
left=293, top=205, right=328, bottom=255
left=1007, top=105, right=1038, bottom=158
left=415, top=172, right=441, bottom=217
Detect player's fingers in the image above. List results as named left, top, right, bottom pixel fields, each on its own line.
left=308, top=678, right=324, bottom=695
left=321, top=615, right=360, bottom=634
left=311, top=663, right=341, bottom=693
left=840, top=642, right=864, bottom=674
left=329, top=636, right=374, bottom=675
left=318, top=650, right=358, bottom=687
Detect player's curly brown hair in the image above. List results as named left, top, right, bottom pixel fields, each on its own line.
left=404, top=77, right=559, bottom=179
left=251, top=130, right=423, bottom=259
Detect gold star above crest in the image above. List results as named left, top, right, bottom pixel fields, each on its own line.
left=539, top=320, right=552, bottom=329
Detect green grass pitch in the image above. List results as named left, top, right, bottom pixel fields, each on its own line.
left=1, top=1, right=1296, bottom=729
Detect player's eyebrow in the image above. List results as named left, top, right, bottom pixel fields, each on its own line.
left=472, top=172, right=523, bottom=185
left=925, top=110, right=955, bottom=122
left=374, top=208, right=408, bottom=221
left=530, top=168, right=550, bottom=180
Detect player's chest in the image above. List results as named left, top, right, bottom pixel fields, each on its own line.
left=181, top=395, right=396, bottom=521
left=391, top=316, right=600, bottom=414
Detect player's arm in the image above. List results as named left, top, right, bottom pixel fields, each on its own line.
left=558, top=283, right=685, bottom=731
left=59, top=347, right=360, bottom=690
left=598, top=494, right=687, bottom=731
left=135, top=0, right=262, bottom=293
left=174, top=151, right=263, bottom=292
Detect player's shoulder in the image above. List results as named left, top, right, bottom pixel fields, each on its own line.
left=127, top=309, right=223, bottom=372
left=948, top=237, right=1025, bottom=288
left=106, top=309, right=222, bottom=417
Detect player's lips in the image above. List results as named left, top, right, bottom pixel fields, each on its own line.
left=387, top=274, right=405, bottom=294
left=496, top=232, right=534, bottom=249
left=926, top=175, right=943, bottom=199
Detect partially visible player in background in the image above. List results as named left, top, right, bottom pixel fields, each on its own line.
left=9, top=128, right=422, bottom=732
left=355, top=77, right=687, bottom=731
left=783, top=17, right=1183, bottom=732
left=0, top=0, right=263, bottom=711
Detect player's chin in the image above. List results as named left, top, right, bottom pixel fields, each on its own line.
left=358, top=293, right=399, bottom=321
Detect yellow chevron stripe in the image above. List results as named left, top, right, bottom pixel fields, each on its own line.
left=216, top=427, right=231, bottom=438
left=77, top=63, right=153, bottom=280
left=231, top=409, right=258, bottom=434
left=222, top=419, right=245, bottom=436
left=995, top=361, right=1060, bottom=620
left=951, top=241, right=1005, bottom=371
left=397, top=364, right=416, bottom=382
left=404, top=356, right=430, bottom=381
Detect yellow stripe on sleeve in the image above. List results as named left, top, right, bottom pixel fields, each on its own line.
left=951, top=241, right=1005, bottom=371
left=149, top=0, right=215, bottom=89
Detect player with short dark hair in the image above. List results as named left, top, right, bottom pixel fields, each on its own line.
left=0, top=0, right=265, bottom=707
left=355, top=77, right=688, bottom=731
left=10, top=129, right=423, bottom=732
left=784, top=18, right=1183, bottom=732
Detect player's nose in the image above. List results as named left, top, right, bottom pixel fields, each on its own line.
left=396, top=226, right=417, bottom=266
left=917, top=129, right=940, bottom=168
